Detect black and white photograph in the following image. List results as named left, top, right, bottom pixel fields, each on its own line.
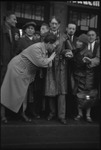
left=0, top=0, right=100, bottom=149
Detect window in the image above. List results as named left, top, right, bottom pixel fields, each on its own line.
left=69, top=10, right=98, bottom=31
left=12, top=2, right=45, bottom=21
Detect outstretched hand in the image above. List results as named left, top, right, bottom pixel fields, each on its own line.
left=50, top=52, right=56, bottom=60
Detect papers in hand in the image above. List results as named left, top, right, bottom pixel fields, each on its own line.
left=82, top=57, right=91, bottom=63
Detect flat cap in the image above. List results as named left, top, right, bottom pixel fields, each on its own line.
left=22, top=21, right=36, bottom=30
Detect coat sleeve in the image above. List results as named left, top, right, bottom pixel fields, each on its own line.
left=28, top=46, right=52, bottom=68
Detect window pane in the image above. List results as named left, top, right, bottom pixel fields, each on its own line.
left=90, top=15, right=95, bottom=28
left=24, top=4, right=31, bottom=19
left=15, top=3, right=21, bottom=17
left=87, top=15, right=90, bottom=26
left=12, top=2, right=45, bottom=21
left=32, top=5, right=35, bottom=20
left=81, top=13, right=87, bottom=26
left=41, top=6, right=44, bottom=21
left=95, top=15, right=98, bottom=28
left=35, top=6, right=42, bottom=20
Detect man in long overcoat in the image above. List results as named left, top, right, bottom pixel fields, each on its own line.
left=44, top=16, right=69, bottom=124
left=1, top=11, right=18, bottom=123
left=1, top=11, right=18, bottom=84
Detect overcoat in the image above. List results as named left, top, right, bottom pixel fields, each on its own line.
left=1, top=42, right=52, bottom=113
left=14, top=35, right=38, bottom=103
left=44, top=33, right=68, bottom=96
left=1, top=24, right=18, bottom=84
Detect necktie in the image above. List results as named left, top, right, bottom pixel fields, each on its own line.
left=70, top=35, right=73, bottom=42
left=90, top=43, right=92, bottom=52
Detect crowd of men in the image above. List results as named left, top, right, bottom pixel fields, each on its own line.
left=1, top=11, right=100, bottom=124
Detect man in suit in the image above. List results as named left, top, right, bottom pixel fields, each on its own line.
left=65, top=22, right=77, bottom=118
left=66, top=22, right=77, bottom=48
left=1, top=11, right=18, bottom=123
left=1, top=11, right=18, bottom=84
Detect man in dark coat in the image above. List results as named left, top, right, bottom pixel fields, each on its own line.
left=65, top=22, right=77, bottom=118
left=1, top=11, right=18, bottom=123
left=1, top=11, right=18, bottom=84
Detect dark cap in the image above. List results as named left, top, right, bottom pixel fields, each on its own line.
left=22, top=22, right=36, bottom=30
left=77, top=34, right=89, bottom=45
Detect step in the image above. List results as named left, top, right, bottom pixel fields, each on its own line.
left=1, top=119, right=100, bottom=149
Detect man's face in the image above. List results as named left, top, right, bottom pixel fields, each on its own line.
left=25, top=26, right=35, bottom=36
left=7, top=14, right=17, bottom=27
left=50, top=18, right=60, bottom=32
left=87, top=30, right=97, bottom=43
left=66, top=24, right=76, bottom=36
left=40, top=25, right=49, bottom=36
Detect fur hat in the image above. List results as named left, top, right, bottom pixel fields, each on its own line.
left=22, top=22, right=36, bottom=30
left=77, top=34, right=89, bottom=45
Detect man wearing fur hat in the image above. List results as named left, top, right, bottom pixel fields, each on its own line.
left=66, top=33, right=100, bottom=123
